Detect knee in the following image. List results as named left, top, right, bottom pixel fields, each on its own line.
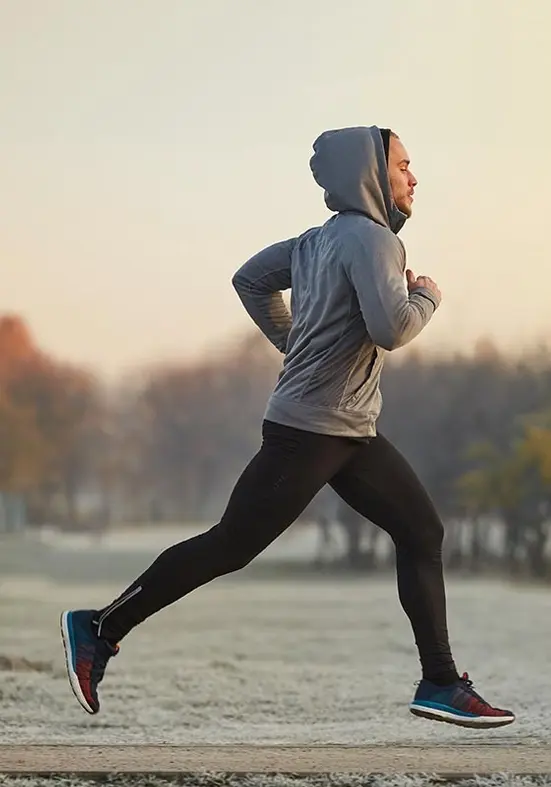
left=419, top=517, right=444, bottom=555
left=221, top=547, right=256, bottom=575
left=398, top=516, right=444, bottom=559
left=207, top=523, right=257, bottom=575
left=429, top=518, right=445, bottom=550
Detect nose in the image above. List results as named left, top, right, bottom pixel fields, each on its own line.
left=410, top=171, right=418, bottom=188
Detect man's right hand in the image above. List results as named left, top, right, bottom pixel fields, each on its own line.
left=406, top=269, right=441, bottom=302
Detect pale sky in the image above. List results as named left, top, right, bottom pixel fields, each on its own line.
left=2, top=0, right=550, bottom=377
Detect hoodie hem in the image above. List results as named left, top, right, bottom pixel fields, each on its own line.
left=265, top=395, right=377, bottom=439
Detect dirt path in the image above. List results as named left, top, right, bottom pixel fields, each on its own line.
left=1, top=744, right=550, bottom=776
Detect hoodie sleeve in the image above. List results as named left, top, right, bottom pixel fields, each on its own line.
left=232, top=238, right=295, bottom=354
left=344, top=228, right=440, bottom=352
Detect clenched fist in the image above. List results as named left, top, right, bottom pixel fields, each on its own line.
left=406, top=269, right=441, bottom=302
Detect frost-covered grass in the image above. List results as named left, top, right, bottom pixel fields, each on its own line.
left=1, top=528, right=550, bottom=785
left=0, top=570, right=549, bottom=748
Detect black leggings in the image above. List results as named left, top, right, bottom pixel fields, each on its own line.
left=96, top=420, right=458, bottom=683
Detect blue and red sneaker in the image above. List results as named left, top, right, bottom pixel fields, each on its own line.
left=410, top=672, right=515, bottom=728
left=60, top=609, right=119, bottom=715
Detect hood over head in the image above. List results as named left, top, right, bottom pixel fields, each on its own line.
left=309, top=125, right=408, bottom=235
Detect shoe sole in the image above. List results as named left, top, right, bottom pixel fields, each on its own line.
left=410, top=703, right=515, bottom=728
left=60, top=611, right=97, bottom=715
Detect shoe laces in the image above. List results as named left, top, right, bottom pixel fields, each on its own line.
left=459, top=671, right=490, bottom=705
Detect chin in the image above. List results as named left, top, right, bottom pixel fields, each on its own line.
left=397, top=201, right=413, bottom=218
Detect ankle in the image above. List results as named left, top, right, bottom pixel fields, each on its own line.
left=91, top=617, right=118, bottom=648
left=424, top=671, right=460, bottom=687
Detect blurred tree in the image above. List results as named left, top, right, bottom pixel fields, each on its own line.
left=0, top=314, right=103, bottom=526
left=0, top=316, right=47, bottom=495
left=379, top=340, right=551, bottom=518
left=0, top=389, right=44, bottom=492
left=124, top=332, right=280, bottom=521
left=3, top=305, right=551, bottom=582
left=457, top=410, right=551, bottom=578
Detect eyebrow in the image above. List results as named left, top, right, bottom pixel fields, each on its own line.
left=398, top=158, right=410, bottom=166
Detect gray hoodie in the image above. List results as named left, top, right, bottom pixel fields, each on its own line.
left=232, top=125, right=439, bottom=438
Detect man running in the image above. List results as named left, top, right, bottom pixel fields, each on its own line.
left=61, top=126, right=515, bottom=728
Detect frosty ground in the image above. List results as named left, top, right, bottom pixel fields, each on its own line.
left=0, top=528, right=550, bottom=786
left=1, top=571, right=549, bottom=746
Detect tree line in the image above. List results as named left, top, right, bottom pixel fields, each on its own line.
left=1, top=314, right=550, bottom=578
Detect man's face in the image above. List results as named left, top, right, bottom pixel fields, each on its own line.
left=388, top=135, right=417, bottom=217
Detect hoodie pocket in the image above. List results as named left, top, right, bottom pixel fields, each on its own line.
left=343, top=348, right=379, bottom=408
